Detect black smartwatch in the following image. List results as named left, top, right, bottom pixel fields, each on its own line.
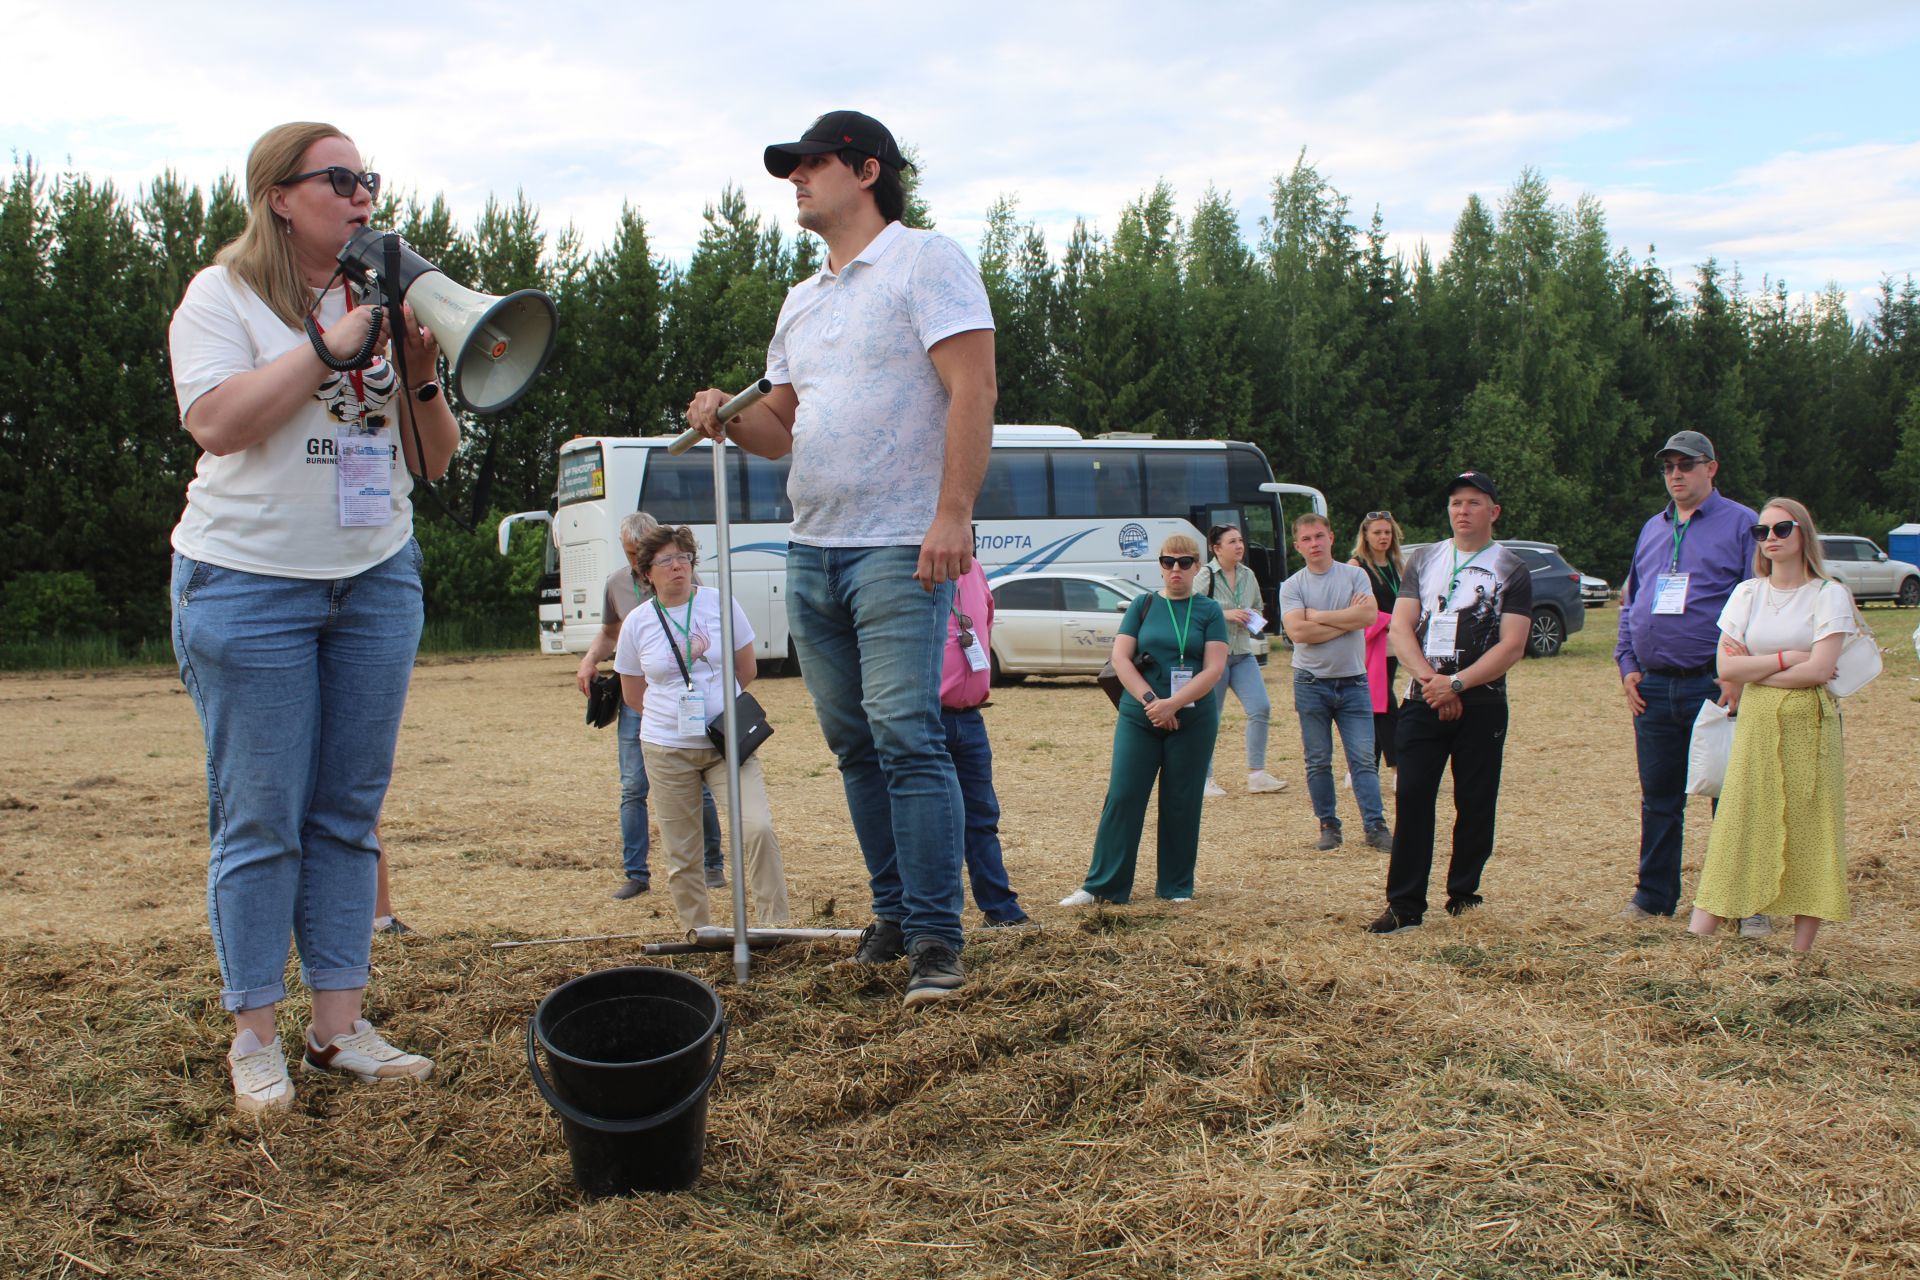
left=1141, top=691, right=1157, bottom=705
left=414, top=382, right=440, bottom=403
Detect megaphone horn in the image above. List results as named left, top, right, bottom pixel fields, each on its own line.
left=337, top=228, right=558, bottom=415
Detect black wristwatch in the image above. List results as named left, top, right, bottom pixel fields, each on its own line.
left=414, top=382, right=440, bottom=403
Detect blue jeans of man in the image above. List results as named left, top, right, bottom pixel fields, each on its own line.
left=618, top=703, right=722, bottom=883
left=1631, top=670, right=1720, bottom=915
left=786, top=543, right=964, bottom=951
left=171, top=543, right=421, bottom=1012
left=941, top=706, right=1026, bottom=924
left=1293, top=672, right=1385, bottom=829
left=1205, top=652, right=1271, bottom=778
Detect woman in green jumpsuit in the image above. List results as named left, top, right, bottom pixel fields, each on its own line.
left=1063, top=535, right=1230, bottom=904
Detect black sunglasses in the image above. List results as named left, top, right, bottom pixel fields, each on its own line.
left=1365, top=510, right=1393, bottom=521
left=1159, top=555, right=1198, bottom=570
left=282, top=166, right=381, bottom=201
left=1659, top=457, right=1704, bottom=475
left=1750, top=520, right=1800, bottom=540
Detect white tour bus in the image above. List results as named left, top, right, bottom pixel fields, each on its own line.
left=500, top=426, right=1326, bottom=665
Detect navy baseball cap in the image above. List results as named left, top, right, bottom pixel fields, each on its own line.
left=765, top=110, right=912, bottom=178
left=1445, top=470, right=1500, bottom=503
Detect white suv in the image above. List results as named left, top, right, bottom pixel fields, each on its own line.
left=1818, top=536, right=1920, bottom=606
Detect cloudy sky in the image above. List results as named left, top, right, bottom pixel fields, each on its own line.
left=8, top=1, right=1918, bottom=316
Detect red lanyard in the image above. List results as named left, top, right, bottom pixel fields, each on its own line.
left=310, top=285, right=371, bottom=406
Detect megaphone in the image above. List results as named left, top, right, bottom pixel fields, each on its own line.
left=336, top=227, right=558, bottom=415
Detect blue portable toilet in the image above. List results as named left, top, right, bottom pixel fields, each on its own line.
left=1889, top=523, right=1920, bottom=567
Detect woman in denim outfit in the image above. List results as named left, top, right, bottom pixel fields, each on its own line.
left=168, top=122, right=456, bottom=1113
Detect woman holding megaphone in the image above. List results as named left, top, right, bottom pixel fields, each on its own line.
left=167, top=122, right=456, bottom=1114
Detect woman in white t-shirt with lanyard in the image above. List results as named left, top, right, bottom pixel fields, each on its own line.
left=615, top=525, right=791, bottom=932
left=1196, top=525, right=1287, bottom=797
left=1690, top=498, right=1854, bottom=952
left=167, top=123, right=458, bottom=1113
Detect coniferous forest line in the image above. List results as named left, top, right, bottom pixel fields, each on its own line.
left=2, top=153, right=1917, bottom=650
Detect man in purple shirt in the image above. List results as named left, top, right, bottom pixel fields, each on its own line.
left=1614, top=431, right=1758, bottom=921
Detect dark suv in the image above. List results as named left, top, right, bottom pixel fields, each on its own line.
left=1500, top=540, right=1587, bottom=657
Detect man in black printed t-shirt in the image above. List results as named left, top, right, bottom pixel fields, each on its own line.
left=1366, top=470, right=1532, bottom=934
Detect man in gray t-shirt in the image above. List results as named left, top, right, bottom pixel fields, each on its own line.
left=1279, top=514, right=1391, bottom=851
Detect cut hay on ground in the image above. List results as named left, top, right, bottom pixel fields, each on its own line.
left=2, top=611, right=1917, bottom=1278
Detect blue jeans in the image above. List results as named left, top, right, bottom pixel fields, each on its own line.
left=1206, top=652, right=1271, bottom=777
left=171, top=543, right=421, bottom=1012
left=942, top=707, right=1026, bottom=923
left=1293, top=672, right=1385, bottom=829
left=1632, top=670, right=1720, bottom=915
left=618, top=704, right=722, bottom=882
left=786, top=543, right=964, bottom=950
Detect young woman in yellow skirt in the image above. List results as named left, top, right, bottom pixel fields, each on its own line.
left=1690, top=498, right=1855, bottom=952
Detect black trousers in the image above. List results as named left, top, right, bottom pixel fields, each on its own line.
left=1385, top=696, right=1509, bottom=919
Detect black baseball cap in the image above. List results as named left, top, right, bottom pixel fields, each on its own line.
left=1445, top=470, right=1500, bottom=503
left=1656, top=430, right=1715, bottom=460
left=765, top=110, right=912, bottom=178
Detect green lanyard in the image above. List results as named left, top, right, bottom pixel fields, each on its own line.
left=1373, top=560, right=1400, bottom=596
left=666, top=590, right=697, bottom=684
left=1162, top=593, right=1194, bottom=664
left=1447, top=544, right=1488, bottom=599
left=1669, top=516, right=1690, bottom=573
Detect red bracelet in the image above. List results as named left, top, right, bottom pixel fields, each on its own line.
left=1777, top=651, right=1787, bottom=672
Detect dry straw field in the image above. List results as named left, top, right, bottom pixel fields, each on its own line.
left=3, top=610, right=1917, bottom=1279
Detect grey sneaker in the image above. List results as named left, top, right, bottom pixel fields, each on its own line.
left=1364, top=824, right=1393, bottom=853
left=1738, top=914, right=1773, bottom=939
left=611, top=878, right=648, bottom=901
left=704, top=865, right=727, bottom=889
left=1616, top=901, right=1660, bottom=922
left=848, top=918, right=906, bottom=964
left=1315, top=821, right=1343, bottom=851
left=903, top=938, right=966, bottom=1006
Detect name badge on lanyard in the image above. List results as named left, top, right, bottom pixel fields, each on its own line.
left=337, top=427, right=393, bottom=528
left=1424, top=610, right=1459, bottom=661
left=953, top=611, right=991, bottom=673
left=1169, top=665, right=1194, bottom=697
left=1653, top=573, right=1690, bottom=615
left=676, top=687, right=707, bottom=736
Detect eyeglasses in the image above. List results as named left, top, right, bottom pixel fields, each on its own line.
left=651, top=552, right=695, bottom=569
left=281, top=166, right=381, bottom=201
left=1159, top=555, right=1198, bottom=570
left=1750, top=520, right=1799, bottom=541
left=1365, top=511, right=1393, bottom=521
left=1659, top=458, right=1704, bottom=476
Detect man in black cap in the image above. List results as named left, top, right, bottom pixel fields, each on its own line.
left=1614, top=431, right=1761, bottom=929
left=686, top=110, right=996, bottom=1006
left=1367, top=471, right=1532, bottom=934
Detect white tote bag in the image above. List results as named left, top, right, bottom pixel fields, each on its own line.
left=1823, top=582, right=1883, bottom=698
left=1685, top=700, right=1734, bottom=798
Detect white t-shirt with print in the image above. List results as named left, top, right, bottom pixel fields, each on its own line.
left=613, top=587, right=757, bottom=749
left=766, top=222, right=994, bottom=548
left=169, top=265, right=411, bottom=578
left=1718, top=577, right=1856, bottom=655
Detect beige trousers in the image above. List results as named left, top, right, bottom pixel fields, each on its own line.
left=641, top=741, right=790, bottom=930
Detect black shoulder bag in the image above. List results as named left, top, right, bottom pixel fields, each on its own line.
left=653, top=597, right=773, bottom=760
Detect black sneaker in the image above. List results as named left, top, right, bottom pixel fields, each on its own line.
left=983, top=913, right=1034, bottom=929
left=611, top=878, right=649, bottom=901
left=1364, top=906, right=1421, bottom=934
left=1364, top=824, right=1393, bottom=853
left=848, top=918, right=906, bottom=964
left=1445, top=895, right=1483, bottom=918
left=1315, top=821, right=1343, bottom=851
left=903, top=937, right=966, bottom=1006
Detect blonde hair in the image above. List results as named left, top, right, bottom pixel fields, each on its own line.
left=214, top=122, right=349, bottom=329
left=1160, top=533, right=1200, bottom=559
left=1753, top=497, right=1829, bottom=582
left=1349, top=513, right=1406, bottom=576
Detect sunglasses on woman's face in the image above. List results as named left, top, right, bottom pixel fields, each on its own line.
left=283, top=166, right=381, bottom=201
left=1159, top=555, right=1198, bottom=570
left=1750, top=520, right=1799, bottom=540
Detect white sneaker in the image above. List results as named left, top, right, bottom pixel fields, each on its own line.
left=1247, top=771, right=1288, bottom=794
left=302, top=1019, right=434, bottom=1082
left=228, top=1030, right=294, bottom=1114
left=1738, top=915, right=1774, bottom=939
left=1203, top=778, right=1227, bottom=798
left=1059, top=889, right=1097, bottom=907
left=1167, top=896, right=1192, bottom=904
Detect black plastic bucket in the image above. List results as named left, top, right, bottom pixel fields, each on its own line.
left=527, top=965, right=727, bottom=1196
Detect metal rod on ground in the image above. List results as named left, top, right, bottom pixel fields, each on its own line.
left=688, top=926, right=865, bottom=947
left=667, top=379, right=773, bottom=456
left=704, top=385, right=771, bottom=984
